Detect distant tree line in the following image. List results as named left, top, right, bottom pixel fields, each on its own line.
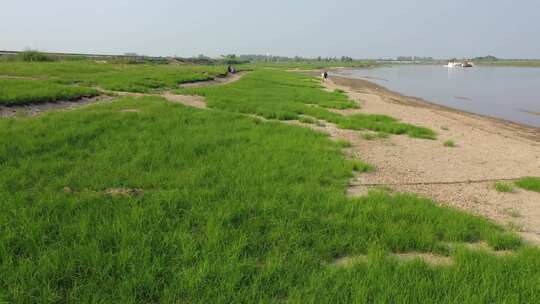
left=473, top=55, right=498, bottom=61
left=0, top=50, right=368, bottom=65
left=236, top=54, right=360, bottom=62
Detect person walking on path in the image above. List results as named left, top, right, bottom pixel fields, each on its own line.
left=322, top=71, right=329, bottom=82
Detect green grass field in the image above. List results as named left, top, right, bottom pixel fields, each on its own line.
left=0, top=61, right=233, bottom=94
left=179, top=69, right=436, bottom=139
left=1, top=61, right=539, bottom=302
left=0, top=78, right=98, bottom=105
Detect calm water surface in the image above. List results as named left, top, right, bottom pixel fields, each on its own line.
left=337, top=65, right=540, bottom=128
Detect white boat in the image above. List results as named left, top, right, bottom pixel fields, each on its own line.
left=445, top=61, right=474, bottom=68
left=446, top=62, right=463, bottom=68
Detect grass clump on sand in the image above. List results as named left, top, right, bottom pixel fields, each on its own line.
left=0, top=78, right=98, bottom=105
left=335, top=139, right=352, bottom=148
left=444, top=139, right=456, bottom=147
left=515, top=177, right=540, bottom=193
left=179, top=69, right=436, bottom=139
left=299, top=115, right=317, bottom=124
left=351, top=160, right=374, bottom=172
left=495, top=181, right=514, bottom=193
left=1, top=96, right=539, bottom=302
left=362, top=132, right=389, bottom=140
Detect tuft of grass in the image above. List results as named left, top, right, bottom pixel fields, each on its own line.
left=336, top=139, right=352, bottom=148
left=443, top=140, right=456, bottom=147
left=362, top=133, right=376, bottom=140
left=495, top=182, right=514, bottom=193
left=515, top=177, right=540, bottom=193
left=362, top=132, right=389, bottom=140
left=441, top=126, right=449, bottom=131
left=299, top=116, right=316, bottom=124
left=503, top=208, right=521, bottom=218
left=351, top=160, right=374, bottom=172
left=17, top=50, right=54, bottom=62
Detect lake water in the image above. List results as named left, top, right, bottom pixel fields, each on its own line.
left=336, top=65, right=540, bottom=128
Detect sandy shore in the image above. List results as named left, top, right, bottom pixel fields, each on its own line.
left=321, top=75, right=540, bottom=244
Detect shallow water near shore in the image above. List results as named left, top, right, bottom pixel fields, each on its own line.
left=337, top=65, right=540, bottom=128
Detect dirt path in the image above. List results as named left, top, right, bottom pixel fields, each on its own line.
left=318, top=75, right=540, bottom=244
left=179, top=72, right=247, bottom=88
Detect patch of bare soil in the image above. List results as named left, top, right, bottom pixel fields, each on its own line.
left=179, top=72, right=248, bottom=88
left=332, top=241, right=513, bottom=268
left=445, top=241, right=513, bottom=256
left=394, top=253, right=453, bottom=266
left=333, top=252, right=451, bottom=267
left=161, top=92, right=206, bottom=109
left=104, top=188, right=143, bottom=197
left=304, top=74, right=540, bottom=245
left=120, top=108, right=141, bottom=113
left=0, top=95, right=113, bottom=118
left=95, top=87, right=208, bottom=109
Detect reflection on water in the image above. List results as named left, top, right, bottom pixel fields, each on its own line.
left=338, top=65, right=540, bottom=128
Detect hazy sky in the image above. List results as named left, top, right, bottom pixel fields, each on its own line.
left=2, top=0, right=539, bottom=58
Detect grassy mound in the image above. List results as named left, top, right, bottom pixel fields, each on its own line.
left=179, top=69, right=436, bottom=139
left=0, top=79, right=98, bottom=105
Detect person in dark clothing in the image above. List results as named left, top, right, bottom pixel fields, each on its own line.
left=322, top=71, right=329, bottom=82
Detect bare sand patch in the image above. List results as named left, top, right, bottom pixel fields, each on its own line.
left=104, top=188, right=143, bottom=197
left=161, top=92, right=206, bottom=109
left=120, top=108, right=141, bottom=113
left=307, top=74, right=540, bottom=245
left=394, top=252, right=453, bottom=266
left=332, top=252, right=452, bottom=267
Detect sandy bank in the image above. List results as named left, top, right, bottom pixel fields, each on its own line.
left=322, top=74, right=540, bottom=244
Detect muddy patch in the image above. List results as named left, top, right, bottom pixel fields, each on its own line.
left=0, top=95, right=113, bottom=118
